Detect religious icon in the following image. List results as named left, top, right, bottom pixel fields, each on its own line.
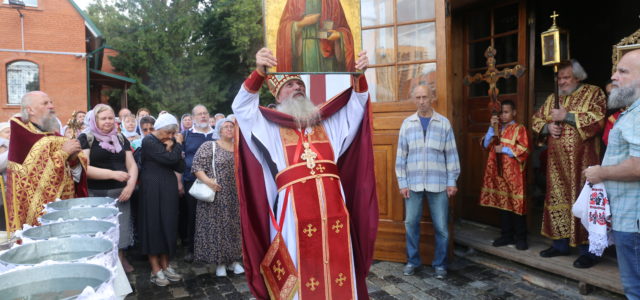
left=263, top=0, right=363, bottom=74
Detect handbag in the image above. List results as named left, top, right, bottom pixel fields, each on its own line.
left=189, top=141, right=217, bottom=202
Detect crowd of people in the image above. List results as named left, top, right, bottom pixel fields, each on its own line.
left=0, top=92, right=245, bottom=288
left=1, top=47, right=639, bottom=300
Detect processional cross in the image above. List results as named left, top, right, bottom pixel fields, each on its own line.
left=464, top=46, right=525, bottom=175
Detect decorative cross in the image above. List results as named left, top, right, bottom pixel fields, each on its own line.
left=300, top=142, right=318, bottom=171
left=463, top=46, right=525, bottom=107
left=550, top=11, right=559, bottom=26
left=272, top=260, right=285, bottom=281
left=332, top=220, right=344, bottom=233
left=303, top=224, right=317, bottom=237
left=335, top=273, right=347, bottom=287
left=315, top=165, right=326, bottom=173
left=306, top=277, right=320, bottom=291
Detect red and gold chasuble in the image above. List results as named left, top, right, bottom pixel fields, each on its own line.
left=5, top=117, right=87, bottom=233
left=273, top=125, right=356, bottom=300
left=479, top=123, right=529, bottom=215
left=531, top=84, right=605, bottom=246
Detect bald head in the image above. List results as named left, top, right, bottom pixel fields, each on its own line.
left=608, top=49, right=640, bottom=109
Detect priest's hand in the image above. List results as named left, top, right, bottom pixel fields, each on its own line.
left=62, top=139, right=82, bottom=156
left=355, top=51, right=369, bottom=71
left=584, top=165, right=604, bottom=184
left=548, top=122, right=562, bottom=138
left=256, top=47, right=277, bottom=72
left=551, top=107, right=567, bottom=122
left=447, top=186, right=458, bottom=197
left=399, top=188, right=410, bottom=199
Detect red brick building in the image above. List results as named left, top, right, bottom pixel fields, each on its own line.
left=0, top=0, right=133, bottom=124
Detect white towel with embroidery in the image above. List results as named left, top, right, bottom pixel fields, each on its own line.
left=572, top=181, right=613, bottom=256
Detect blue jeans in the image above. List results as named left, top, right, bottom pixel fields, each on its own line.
left=613, top=230, right=640, bottom=300
left=405, top=190, right=449, bottom=268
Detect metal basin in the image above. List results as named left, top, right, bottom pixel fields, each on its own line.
left=22, top=220, right=116, bottom=241
left=40, top=207, right=118, bottom=223
left=46, top=197, right=115, bottom=211
left=0, top=263, right=111, bottom=300
left=0, top=237, right=113, bottom=266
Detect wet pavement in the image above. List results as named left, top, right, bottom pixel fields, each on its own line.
left=122, top=245, right=624, bottom=299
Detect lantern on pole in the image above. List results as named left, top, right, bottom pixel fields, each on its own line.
left=541, top=11, right=570, bottom=71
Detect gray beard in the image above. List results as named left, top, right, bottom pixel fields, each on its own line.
left=40, top=113, right=59, bottom=133
left=194, top=121, right=209, bottom=129
left=608, top=84, right=640, bottom=109
left=277, top=94, right=321, bottom=128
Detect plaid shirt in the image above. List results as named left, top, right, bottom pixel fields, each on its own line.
left=396, top=111, right=460, bottom=193
left=602, top=98, right=640, bottom=232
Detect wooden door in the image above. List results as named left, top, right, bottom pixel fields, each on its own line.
left=458, top=0, right=529, bottom=226
left=367, top=0, right=451, bottom=263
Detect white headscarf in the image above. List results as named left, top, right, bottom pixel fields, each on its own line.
left=154, top=113, right=178, bottom=130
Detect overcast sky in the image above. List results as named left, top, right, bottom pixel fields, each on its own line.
left=74, top=0, right=93, bottom=10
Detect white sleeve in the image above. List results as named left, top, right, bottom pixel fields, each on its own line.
left=323, top=90, right=369, bottom=158
left=71, top=164, right=83, bottom=182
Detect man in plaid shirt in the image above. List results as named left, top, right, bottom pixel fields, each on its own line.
left=395, top=85, right=460, bottom=278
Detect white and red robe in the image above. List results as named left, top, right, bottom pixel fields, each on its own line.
left=232, top=71, right=378, bottom=300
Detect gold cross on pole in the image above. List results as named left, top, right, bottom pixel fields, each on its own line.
left=463, top=46, right=525, bottom=106
left=550, top=11, right=559, bottom=26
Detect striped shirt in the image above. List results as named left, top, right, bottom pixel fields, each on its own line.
left=602, top=98, right=640, bottom=232
left=396, top=111, right=460, bottom=193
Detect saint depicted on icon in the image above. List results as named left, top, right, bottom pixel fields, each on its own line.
left=265, top=0, right=362, bottom=74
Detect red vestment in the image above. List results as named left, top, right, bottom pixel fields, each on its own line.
left=479, top=123, right=529, bottom=215
left=5, top=117, right=87, bottom=233
left=531, top=84, right=606, bottom=246
left=235, top=72, right=377, bottom=299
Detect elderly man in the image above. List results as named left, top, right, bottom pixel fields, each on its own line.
left=179, top=104, right=215, bottom=262
left=6, top=91, right=86, bottom=233
left=396, top=85, right=460, bottom=278
left=584, top=49, right=640, bottom=299
left=531, top=60, right=606, bottom=268
left=233, top=47, right=377, bottom=299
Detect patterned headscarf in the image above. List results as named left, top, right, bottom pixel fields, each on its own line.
left=88, top=104, right=122, bottom=153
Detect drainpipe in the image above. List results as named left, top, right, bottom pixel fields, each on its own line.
left=86, top=45, right=107, bottom=110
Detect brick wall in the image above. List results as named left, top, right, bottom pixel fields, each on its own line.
left=0, top=0, right=88, bottom=124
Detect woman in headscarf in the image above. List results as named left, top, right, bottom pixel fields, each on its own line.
left=121, top=114, right=141, bottom=142
left=180, top=113, right=193, bottom=132
left=138, top=113, right=186, bottom=286
left=191, top=118, right=243, bottom=277
left=78, top=104, right=138, bottom=273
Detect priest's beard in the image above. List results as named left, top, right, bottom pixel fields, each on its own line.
left=40, top=113, right=59, bottom=133
left=608, top=81, right=640, bottom=109
left=277, top=94, right=321, bottom=128
left=559, top=85, right=578, bottom=96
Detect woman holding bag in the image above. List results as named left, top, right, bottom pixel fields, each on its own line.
left=191, top=118, right=244, bottom=277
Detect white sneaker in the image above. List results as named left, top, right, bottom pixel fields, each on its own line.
left=228, top=261, right=245, bottom=275
left=216, top=264, right=227, bottom=277
left=150, top=270, right=170, bottom=286
left=163, top=267, right=183, bottom=281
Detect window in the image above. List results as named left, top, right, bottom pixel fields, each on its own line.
left=2, top=0, right=37, bottom=7
left=7, top=61, right=39, bottom=105
left=361, top=0, right=436, bottom=102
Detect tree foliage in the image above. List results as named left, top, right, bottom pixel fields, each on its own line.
left=87, top=0, right=266, bottom=115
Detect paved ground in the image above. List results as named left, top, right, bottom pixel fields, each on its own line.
left=122, top=245, right=624, bottom=299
